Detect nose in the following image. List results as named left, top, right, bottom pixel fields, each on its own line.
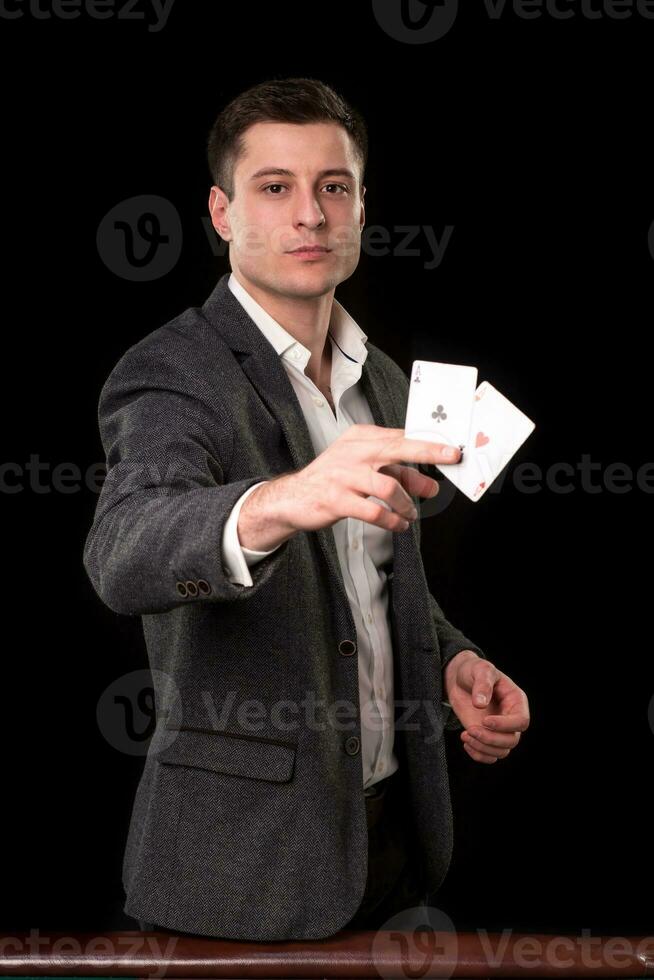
left=292, top=188, right=326, bottom=229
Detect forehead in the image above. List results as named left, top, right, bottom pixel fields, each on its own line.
left=235, top=121, right=358, bottom=178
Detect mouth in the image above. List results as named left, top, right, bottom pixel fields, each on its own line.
left=287, top=246, right=331, bottom=254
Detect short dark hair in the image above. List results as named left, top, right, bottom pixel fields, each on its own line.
left=207, top=77, right=368, bottom=201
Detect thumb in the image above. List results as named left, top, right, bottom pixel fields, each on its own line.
left=473, top=689, right=489, bottom=708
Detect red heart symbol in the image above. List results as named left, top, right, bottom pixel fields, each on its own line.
left=476, top=431, right=490, bottom=447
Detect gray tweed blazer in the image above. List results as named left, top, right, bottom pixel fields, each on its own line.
left=83, top=271, right=486, bottom=941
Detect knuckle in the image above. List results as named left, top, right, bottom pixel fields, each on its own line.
left=367, top=501, right=386, bottom=522
left=372, top=471, right=395, bottom=496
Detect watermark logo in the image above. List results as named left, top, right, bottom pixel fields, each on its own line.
left=372, top=0, right=459, bottom=43
left=96, top=668, right=182, bottom=756
left=372, top=919, right=654, bottom=977
left=372, top=905, right=458, bottom=979
left=96, top=194, right=182, bottom=281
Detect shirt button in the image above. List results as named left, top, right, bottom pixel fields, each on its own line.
left=313, top=396, right=324, bottom=407
left=367, top=612, right=373, bottom=624
left=378, top=760, right=385, bottom=773
left=292, top=349, right=301, bottom=359
left=352, top=538, right=359, bottom=550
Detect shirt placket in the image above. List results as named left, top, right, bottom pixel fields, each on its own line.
left=291, top=345, right=389, bottom=780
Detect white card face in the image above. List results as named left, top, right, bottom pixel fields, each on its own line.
left=439, top=380, right=535, bottom=502
left=404, top=360, right=478, bottom=452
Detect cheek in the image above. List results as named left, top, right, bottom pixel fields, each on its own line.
left=232, top=210, right=297, bottom=255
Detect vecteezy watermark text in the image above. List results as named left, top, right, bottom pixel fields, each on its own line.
left=0, top=931, right=178, bottom=980
left=95, top=194, right=455, bottom=278
left=2, top=453, right=654, bottom=498
left=372, top=0, right=654, bottom=45
left=0, top=0, right=176, bottom=31
left=96, top=670, right=453, bottom=756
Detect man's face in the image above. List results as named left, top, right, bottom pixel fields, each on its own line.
left=209, top=121, right=365, bottom=299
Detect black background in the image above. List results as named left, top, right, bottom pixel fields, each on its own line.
left=1, top=0, right=651, bottom=936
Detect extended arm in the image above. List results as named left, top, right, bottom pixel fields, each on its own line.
left=83, top=347, right=292, bottom=616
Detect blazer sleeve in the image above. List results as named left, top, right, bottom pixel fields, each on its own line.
left=82, top=344, right=292, bottom=617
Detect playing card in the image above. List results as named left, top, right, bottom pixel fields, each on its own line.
left=404, top=360, right=478, bottom=453
left=438, top=380, right=535, bottom=502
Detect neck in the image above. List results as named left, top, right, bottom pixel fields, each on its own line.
left=231, top=268, right=334, bottom=388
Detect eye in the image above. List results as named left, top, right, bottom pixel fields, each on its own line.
left=261, top=183, right=350, bottom=195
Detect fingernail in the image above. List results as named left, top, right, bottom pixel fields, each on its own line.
left=443, top=447, right=458, bottom=460
left=475, top=693, right=487, bottom=705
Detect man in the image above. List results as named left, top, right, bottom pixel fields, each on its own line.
left=83, top=77, right=529, bottom=941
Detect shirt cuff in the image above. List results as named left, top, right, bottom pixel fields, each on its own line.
left=221, top=481, right=281, bottom=586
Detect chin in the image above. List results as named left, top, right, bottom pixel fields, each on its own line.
left=280, top=268, right=340, bottom=296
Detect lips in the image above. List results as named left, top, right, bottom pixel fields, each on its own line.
left=289, top=246, right=330, bottom=253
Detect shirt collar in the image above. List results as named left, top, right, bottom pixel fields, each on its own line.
left=228, top=272, right=368, bottom=370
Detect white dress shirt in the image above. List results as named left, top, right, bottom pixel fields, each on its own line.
left=221, top=273, right=402, bottom=791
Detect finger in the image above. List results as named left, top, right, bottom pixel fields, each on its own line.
left=485, top=675, right=531, bottom=726
left=376, top=432, right=463, bottom=468
left=482, top=712, right=530, bottom=733
left=463, top=727, right=521, bottom=750
left=462, top=741, right=502, bottom=764
left=469, top=663, right=499, bottom=707
left=343, top=491, right=412, bottom=533
left=352, top=468, right=418, bottom=521
left=379, top=463, right=440, bottom=500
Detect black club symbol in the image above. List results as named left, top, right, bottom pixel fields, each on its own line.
left=431, top=404, right=447, bottom=422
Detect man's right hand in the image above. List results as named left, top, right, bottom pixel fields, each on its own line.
left=236, top=424, right=462, bottom=551
left=282, top=423, right=460, bottom=534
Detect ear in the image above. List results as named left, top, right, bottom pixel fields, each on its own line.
left=209, top=185, right=231, bottom=241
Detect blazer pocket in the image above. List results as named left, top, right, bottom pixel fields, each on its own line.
left=155, top=727, right=297, bottom=784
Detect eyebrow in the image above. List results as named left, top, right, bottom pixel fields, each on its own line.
left=248, top=167, right=357, bottom=182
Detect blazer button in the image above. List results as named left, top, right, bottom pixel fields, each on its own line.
left=344, top=736, right=360, bottom=756
left=197, top=579, right=212, bottom=595
left=185, top=580, right=199, bottom=598
left=339, top=639, right=357, bottom=657
left=176, top=581, right=188, bottom=598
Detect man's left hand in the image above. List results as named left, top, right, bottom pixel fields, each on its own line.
left=444, top=650, right=530, bottom=763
